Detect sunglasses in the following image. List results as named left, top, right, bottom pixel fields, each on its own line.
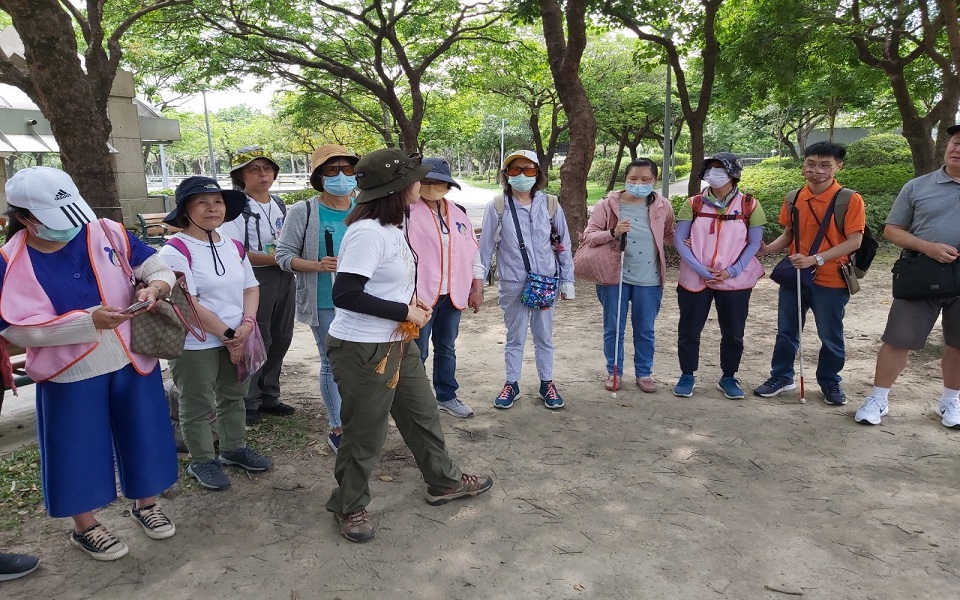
left=244, top=164, right=275, bottom=175
left=320, top=164, right=356, bottom=177
left=506, top=165, right=538, bottom=177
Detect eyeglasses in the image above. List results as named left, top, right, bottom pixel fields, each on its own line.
left=320, top=164, right=356, bottom=177
left=245, top=164, right=274, bottom=175
left=506, top=165, right=538, bottom=177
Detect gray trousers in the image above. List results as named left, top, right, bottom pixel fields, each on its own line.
left=324, top=337, right=462, bottom=514
left=245, top=265, right=296, bottom=410
left=499, top=280, right=555, bottom=382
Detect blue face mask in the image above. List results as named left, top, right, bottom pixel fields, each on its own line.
left=34, top=222, right=83, bottom=242
left=323, top=173, right=357, bottom=197
left=508, top=174, right=537, bottom=192
left=625, top=182, right=655, bottom=198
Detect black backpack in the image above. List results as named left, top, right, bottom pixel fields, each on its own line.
left=785, top=187, right=878, bottom=278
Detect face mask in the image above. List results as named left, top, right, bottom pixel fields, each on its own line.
left=33, top=222, right=83, bottom=242
left=419, top=183, right=448, bottom=202
left=703, top=168, right=731, bottom=189
left=323, top=173, right=357, bottom=197
left=625, top=182, right=655, bottom=198
left=508, top=174, right=537, bottom=192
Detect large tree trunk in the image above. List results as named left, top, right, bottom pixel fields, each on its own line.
left=539, top=0, right=595, bottom=242
left=1, top=0, right=120, bottom=220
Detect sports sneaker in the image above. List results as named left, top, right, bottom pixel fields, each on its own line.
left=854, top=396, right=889, bottom=425
left=539, top=380, right=565, bottom=409
left=717, top=376, right=745, bottom=399
left=69, top=524, right=128, bottom=561
left=753, top=376, right=797, bottom=398
left=673, top=374, right=696, bottom=397
left=187, top=459, right=231, bottom=490
left=438, top=398, right=475, bottom=418
left=937, top=398, right=960, bottom=428
left=494, top=382, right=519, bottom=409
left=219, top=447, right=274, bottom=472
left=821, top=382, right=848, bottom=406
left=334, top=508, right=375, bottom=543
left=131, top=503, right=176, bottom=540
left=327, top=431, right=342, bottom=453
left=425, top=474, right=494, bottom=506
left=0, top=552, right=40, bottom=581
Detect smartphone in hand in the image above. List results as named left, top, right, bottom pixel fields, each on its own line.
left=121, top=300, right=153, bottom=314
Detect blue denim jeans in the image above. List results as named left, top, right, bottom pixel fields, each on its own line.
left=310, top=309, right=342, bottom=429
left=596, top=284, right=663, bottom=378
left=770, top=284, right=849, bottom=386
left=415, top=294, right=463, bottom=402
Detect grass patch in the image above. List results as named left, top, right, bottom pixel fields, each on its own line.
left=0, top=444, right=44, bottom=531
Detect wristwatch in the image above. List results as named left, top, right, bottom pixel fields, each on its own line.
left=223, top=328, right=236, bottom=340
left=814, top=254, right=825, bottom=267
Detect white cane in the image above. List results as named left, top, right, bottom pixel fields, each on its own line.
left=612, top=232, right=627, bottom=399
left=796, top=266, right=806, bottom=404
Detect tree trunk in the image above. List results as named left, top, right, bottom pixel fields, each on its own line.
left=539, top=0, right=595, bottom=242
left=606, top=132, right=628, bottom=192
left=1, top=0, right=121, bottom=220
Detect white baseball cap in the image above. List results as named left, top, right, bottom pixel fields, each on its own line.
left=5, top=166, right=97, bottom=230
left=502, top=150, right=539, bottom=169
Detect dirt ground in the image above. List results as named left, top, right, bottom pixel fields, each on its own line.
left=3, top=257, right=960, bottom=600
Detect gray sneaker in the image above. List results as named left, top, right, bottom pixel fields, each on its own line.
left=438, top=398, right=474, bottom=418
left=187, top=460, right=231, bottom=490
left=219, top=447, right=274, bottom=472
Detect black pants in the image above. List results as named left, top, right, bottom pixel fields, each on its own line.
left=676, top=286, right=752, bottom=377
left=245, top=265, right=296, bottom=410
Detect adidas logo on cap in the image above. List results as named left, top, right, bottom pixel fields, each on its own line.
left=54, top=189, right=72, bottom=202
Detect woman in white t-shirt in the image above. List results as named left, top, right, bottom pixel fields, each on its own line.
left=159, top=176, right=274, bottom=492
left=324, top=149, right=493, bottom=544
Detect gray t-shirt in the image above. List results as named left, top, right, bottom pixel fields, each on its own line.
left=620, top=202, right=660, bottom=286
left=886, top=167, right=960, bottom=247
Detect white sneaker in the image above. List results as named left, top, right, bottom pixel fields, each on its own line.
left=854, top=396, right=889, bottom=425
left=438, top=398, right=474, bottom=418
left=937, top=398, right=960, bottom=428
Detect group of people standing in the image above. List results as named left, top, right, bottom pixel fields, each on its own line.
left=2, top=125, right=960, bottom=573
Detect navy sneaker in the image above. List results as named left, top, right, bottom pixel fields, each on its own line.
left=494, top=382, right=519, bottom=409
left=539, top=380, right=565, bottom=409
left=327, top=431, right=342, bottom=454
left=717, top=376, right=745, bottom=399
left=821, top=382, right=847, bottom=406
left=673, top=374, right=696, bottom=397
left=753, top=376, right=797, bottom=398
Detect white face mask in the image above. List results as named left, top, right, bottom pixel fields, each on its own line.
left=703, top=168, right=731, bottom=189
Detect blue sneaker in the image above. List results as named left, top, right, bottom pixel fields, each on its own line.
left=673, top=374, right=696, bottom=397
left=327, top=431, right=342, bottom=454
left=494, top=382, right=519, bottom=409
left=717, top=376, right=745, bottom=399
left=539, top=380, right=565, bottom=409
left=820, top=382, right=847, bottom=406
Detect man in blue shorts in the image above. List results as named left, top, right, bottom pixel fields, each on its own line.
left=855, top=125, right=960, bottom=427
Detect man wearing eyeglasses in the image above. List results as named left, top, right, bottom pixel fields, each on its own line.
left=221, top=146, right=297, bottom=425
left=854, top=125, right=960, bottom=428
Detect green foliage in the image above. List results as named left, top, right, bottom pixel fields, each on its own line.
left=738, top=161, right=913, bottom=238
left=844, top=134, right=913, bottom=167
left=280, top=188, right=317, bottom=205
left=0, top=445, right=43, bottom=531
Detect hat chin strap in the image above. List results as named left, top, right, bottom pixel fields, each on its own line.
left=187, top=215, right=227, bottom=276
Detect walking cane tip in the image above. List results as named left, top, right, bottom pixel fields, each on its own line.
left=799, top=397, right=807, bottom=404
left=611, top=392, right=618, bottom=399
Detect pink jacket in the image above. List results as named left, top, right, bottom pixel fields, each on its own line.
left=407, top=199, right=478, bottom=309
left=677, top=194, right=763, bottom=292
left=0, top=220, right=156, bottom=381
left=580, top=190, right=675, bottom=286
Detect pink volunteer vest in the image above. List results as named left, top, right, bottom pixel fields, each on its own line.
left=407, top=199, right=478, bottom=309
left=677, top=193, right=764, bottom=292
left=0, top=219, right=158, bottom=381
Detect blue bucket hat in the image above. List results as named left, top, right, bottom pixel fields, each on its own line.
left=698, top=152, right=743, bottom=182
left=421, top=157, right=461, bottom=190
left=164, top=176, right=247, bottom=227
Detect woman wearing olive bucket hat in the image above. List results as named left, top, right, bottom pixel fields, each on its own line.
left=275, top=143, right=360, bottom=453
left=324, top=148, right=493, bottom=543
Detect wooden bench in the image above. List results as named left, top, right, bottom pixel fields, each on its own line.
left=136, top=212, right=181, bottom=245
